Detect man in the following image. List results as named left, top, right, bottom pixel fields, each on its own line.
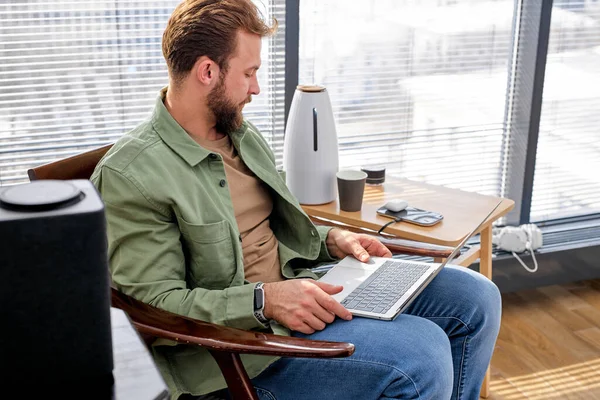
left=91, top=1, right=502, bottom=399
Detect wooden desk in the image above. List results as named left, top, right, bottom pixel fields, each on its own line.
left=302, top=177, right=514, bottom=278
left=302, top=177, right=514, bottom=399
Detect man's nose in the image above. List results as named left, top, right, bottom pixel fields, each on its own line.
left=250, top=75, right=260, bottom=96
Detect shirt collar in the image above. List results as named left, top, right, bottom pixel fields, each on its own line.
left=151, top=87, right=248, bottom=167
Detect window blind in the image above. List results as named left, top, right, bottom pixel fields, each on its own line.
left=0, top=0, right=286, bottom=185
left=299, top=0, right=515, bottom=197
left=530, top=1, right=600, bottom=222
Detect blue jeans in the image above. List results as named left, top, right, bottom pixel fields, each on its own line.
left=250, top=265, right=501, bottom=400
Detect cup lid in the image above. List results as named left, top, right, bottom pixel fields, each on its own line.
left=297, top=85, right=326, bottom=93
left=361, top=166, right=386, bottom=184
left=0, top=180, right=83, bottom=212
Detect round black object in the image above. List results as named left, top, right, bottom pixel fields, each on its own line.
left=0, top=180, right=84, bottom=212
left=361, top=166, right=386, bottom=185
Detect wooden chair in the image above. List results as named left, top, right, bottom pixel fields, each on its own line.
left=27, top=144, right=113, bottom=181
left=28, top=145, right=455, bottom=399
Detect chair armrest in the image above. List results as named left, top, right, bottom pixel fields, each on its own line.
left=377, top=237, right=455, bottom=258
left=310, top=216, right=455, bottom=258
left=110, top=288, right=354, bottom=358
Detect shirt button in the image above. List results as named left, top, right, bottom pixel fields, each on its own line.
left=238, top=234, right=243, bottom=242
left=219, top=179, right=226, bottom=187
left=209, top=153, right=218, bottom=160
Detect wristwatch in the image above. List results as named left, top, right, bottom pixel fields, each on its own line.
left=253, top=282, right=269, bottom=325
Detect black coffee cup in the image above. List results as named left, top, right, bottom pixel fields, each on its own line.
left=337, top=170, right=367, bottom=212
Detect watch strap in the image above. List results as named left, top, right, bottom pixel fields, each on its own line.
left=253, top=282, right=269, bottom=325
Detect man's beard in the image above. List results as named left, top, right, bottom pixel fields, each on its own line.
left=207, top=78, right=251, bottom=135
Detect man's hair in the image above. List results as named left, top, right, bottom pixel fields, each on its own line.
left=162, top=0, right=277, bottom=86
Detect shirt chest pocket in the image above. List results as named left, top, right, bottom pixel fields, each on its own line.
left=178, top=219, right=237, bottom=289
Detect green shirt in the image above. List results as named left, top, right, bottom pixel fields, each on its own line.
left=91, top=89, right=335, bottom=399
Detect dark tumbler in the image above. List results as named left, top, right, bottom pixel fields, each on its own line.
left=337, top=170, right=367, bottom=212
left=0, top=179, right=113, bottom=392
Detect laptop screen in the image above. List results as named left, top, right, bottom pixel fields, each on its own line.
left=438, top=199, right=504, bottom=268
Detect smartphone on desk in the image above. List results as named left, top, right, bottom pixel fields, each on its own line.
left=376, top=206, right=443, bottom=227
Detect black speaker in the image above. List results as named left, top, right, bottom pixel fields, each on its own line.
left=0, top=179, right=113, bottom=390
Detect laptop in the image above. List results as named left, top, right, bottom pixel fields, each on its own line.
left=319, top=199, right=503, bottom=321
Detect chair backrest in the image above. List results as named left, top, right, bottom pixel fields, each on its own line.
left=26, top=143, right=163, bottom=344
left=28, top=143, right=113, bottom=181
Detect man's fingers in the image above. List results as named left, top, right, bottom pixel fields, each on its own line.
left=304, top=314, right=327, bottom=332
left=347, top=239, right=370, bottom=262
left=273, top=280, right=353, bottom=334
left=313, top=289, right=352, bottom=321
left=314, top=280, right=344, bottom=295
left=292, top=322, right=315, bottom=335
left=361, top=237, right=393, bottom=258
left=311, top=303, right=336, bottom=325
left=289, top=311, right=325, bottom=334
left=368, top=241, right=393, bottom=258
left=328, top=229, right=393, bottom=261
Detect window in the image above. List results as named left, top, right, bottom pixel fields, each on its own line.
left=3, top=0, right=599, bottom=226
left=299, top=0, right=514, bottom=196
left=0, top=0, right=286, bottom=185
left=299, top=0, right=600, bottom=224
left=530, top=0, right=600, bottom=222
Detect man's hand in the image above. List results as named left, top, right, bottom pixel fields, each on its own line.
left=263, top=279, right=352, bottom=334
left=326, top=228, right=393, bottom=262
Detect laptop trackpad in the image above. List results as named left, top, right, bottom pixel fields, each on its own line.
left=319, top=257, right=380, bottom=302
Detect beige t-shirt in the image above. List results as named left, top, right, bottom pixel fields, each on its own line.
left=196, top=134, right=284, bottom=283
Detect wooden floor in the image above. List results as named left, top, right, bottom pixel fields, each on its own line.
left=488, top=279, right=600, bottom=399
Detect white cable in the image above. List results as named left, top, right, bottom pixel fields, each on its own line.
left=511, top=242, right=538, bottom=273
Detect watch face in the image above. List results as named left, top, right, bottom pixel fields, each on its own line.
left=254, top=287, right=264, bottom=310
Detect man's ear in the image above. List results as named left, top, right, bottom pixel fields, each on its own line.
left=194, top=56, right=219, bottom=86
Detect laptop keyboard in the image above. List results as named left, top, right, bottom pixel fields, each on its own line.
left=341, top=260, right=430, bottom=314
